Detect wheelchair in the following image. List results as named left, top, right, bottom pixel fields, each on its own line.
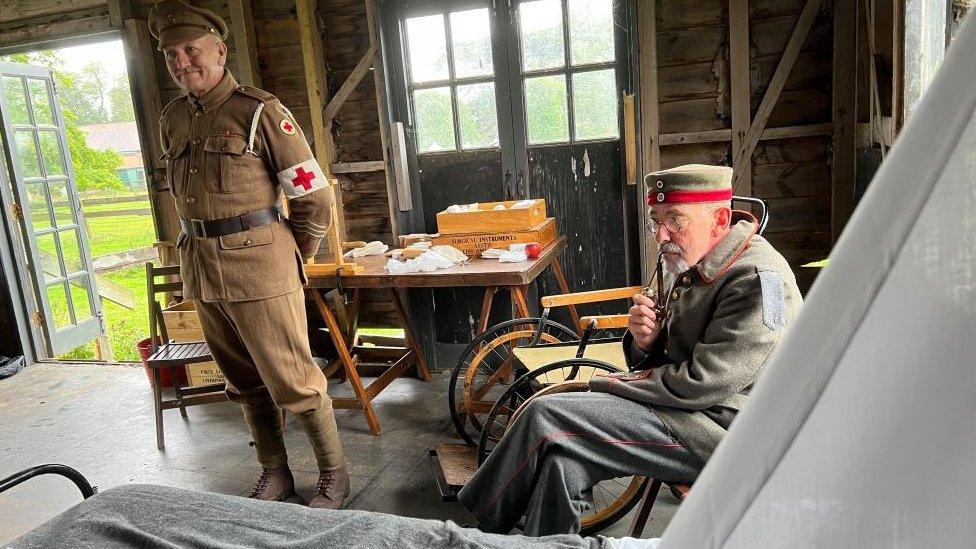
left=449, top=197, right=769, bottom=534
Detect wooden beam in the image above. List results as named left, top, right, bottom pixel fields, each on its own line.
left=329, top=161, right=386, bottom=174
left=732, top=0, right=825, bottom=189
left=729, top=0, right=752, bottom=196
left=296, top=0, right=347, bottom=242
left=0, top=7, right=112, bottom=51
left=322, top=42, right=378, bottom=123
left=228, top=0, right=262, bottom=88
left=636, top=0, right=661, bottom=281
left=623, top=93, right=637, bottom=185
left=658, top=123, right=833, bottom=146
left=0, top=0, right=104, bottom=25
left=123, top=18, right=180, bottom=244
left=831, top=0, right=857, bottom=242
left=365, top=0, right=402, bottom=235
left=106, top=0, right=129, bottom=29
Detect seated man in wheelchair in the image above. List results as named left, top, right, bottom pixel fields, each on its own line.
left=458, top=164, right=803, bottom=536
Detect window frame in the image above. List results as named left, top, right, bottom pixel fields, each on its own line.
left=515, top=0, right=620, bottom=146
left=402, top=7, right=502, bottom=154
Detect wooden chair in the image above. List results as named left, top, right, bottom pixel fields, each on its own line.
left=146, top=263, right=226, bottom=450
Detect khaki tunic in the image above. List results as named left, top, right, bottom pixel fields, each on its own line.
left=159, top=70, right=334, bottom=413
left=159, top=70, right=334, bottom=302
left=590, top=213, right=803, bottom=463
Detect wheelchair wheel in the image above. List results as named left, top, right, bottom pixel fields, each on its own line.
left=477, top=363, right=645, bottom=535
left=448, top=317, right=578, bottom=446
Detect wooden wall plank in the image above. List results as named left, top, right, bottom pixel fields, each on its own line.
left=831, top=0, right=857, bottom=241
left=636, top=0, right=661, bottom=280
left=228, top=0, right=262, bottom=87
left=730, top=0, right=752, bottom=195
left=732, top=0, right=826, bottom=189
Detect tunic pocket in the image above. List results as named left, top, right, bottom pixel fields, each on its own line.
left=218, top=223, right=275, bottom=250
left=161, top=139, right=189, bottom=197
left=204, top=134, right=253, bottom=193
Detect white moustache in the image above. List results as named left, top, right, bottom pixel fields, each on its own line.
left=661, top=243, right=682, bottom=254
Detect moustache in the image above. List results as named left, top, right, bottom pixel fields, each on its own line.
left=661, top=242, right=682, bottom=255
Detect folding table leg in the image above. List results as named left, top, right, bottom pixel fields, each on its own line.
left=510, top=285, right=531, bottom=318
left=311, top=289, right=381, bottom=435
left=476, top=287, right=498, bottom=336
left=390, top=288, right=431, bottom=382
left=549, top=258, right=581, bottom=332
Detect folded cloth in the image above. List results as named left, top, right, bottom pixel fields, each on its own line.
left=430, top=245, right=468, bottom=263
left=344, top=241, right=389, bottom=258
left=511, top=199, right=537, bottom=209
left=498, top=250, right=528, bottom=262
left=385, top=249, right=456, bottom=274
left=481, top=248, right=506, bottom=259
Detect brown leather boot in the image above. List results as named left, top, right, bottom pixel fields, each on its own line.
left=246, top=466, right=304, bottom=504
left=307, top=465, right=350, bottom=509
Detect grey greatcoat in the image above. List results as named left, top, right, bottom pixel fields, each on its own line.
left=459, top=213, right=802, bottom=536
left=590, top=213, right=803, bottom=463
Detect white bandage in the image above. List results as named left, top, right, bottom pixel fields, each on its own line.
left=276, top=159, right=328, bottom=199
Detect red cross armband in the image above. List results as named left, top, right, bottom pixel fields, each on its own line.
left=276, top=159, right=328, bottom=199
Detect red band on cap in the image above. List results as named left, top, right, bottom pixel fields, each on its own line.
left=647, top=188, right=733, bottom=205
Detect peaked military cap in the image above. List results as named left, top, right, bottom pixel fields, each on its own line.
left=149, top=0, right=228, bottom=51
left=644, top=164, right=734, bottom=205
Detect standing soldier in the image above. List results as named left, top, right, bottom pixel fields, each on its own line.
left=148, top=0, right=349, bottom=509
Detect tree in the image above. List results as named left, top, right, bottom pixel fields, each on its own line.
left=108, top=74, right=135, bottom=122
left=56, top=63, right=109, bottom=125
left=1, top=50, right=125, bottom=193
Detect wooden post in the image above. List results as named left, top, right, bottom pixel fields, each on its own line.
left=365, top=0, right=402, bottom=236
left=832, top=0, right=857, bottom=242
left=636, top=0, right=661, bottom=282
left=228, top=0, right=262, bottom=88
left=729, top=0, right=752, bottom=196
left=296, top=0, right=347, bottom=242
left=122, top=18, right=180, bottom=245
left=732, top=0, right=825, bottom=186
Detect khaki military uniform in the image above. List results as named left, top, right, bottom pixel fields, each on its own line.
left=159, top=69, right=343, bottom=470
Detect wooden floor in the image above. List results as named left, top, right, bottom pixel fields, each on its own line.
left=0, top=361, right=680, bottom=543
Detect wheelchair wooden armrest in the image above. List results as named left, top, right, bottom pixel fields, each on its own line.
left=579, top=314, right=629, bottom=330
left=541, top=286, right=644, bottom=308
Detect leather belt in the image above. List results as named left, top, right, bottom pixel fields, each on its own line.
left=180, top=207, right=281, bottom=238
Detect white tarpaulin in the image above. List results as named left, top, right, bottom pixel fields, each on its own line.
left=660, top=13, right=976, bottom=549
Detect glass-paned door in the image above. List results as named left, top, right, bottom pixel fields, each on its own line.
left=0, top=62, right=104, bottom=356
left=387, top=0, right=632, bottom=341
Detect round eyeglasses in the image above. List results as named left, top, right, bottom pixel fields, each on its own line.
left=645, top=214, right=688, bottom=235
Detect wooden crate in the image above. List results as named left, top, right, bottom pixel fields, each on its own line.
left=161, top=300, right=225, bottom=387
left=435, top=199, right=547, bottom=235
left=431, top=217, right=558, bottom=257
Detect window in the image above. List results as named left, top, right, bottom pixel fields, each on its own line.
left=518, top=0, right=618, bottom=144
left=404, top=8, right=500, bottom=153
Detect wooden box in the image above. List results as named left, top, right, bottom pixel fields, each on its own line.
left=431, top=217, right=558, bottom=257
left=435, top=199, right=547, bottom=235
left=161, top=300, right=226, bottom=387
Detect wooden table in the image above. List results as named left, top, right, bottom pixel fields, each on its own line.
left=306, top=237, right=575, bottom=435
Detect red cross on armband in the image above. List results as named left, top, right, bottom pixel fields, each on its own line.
left=291, top=167, right=315, bottom=190
left=277, top=159, right=327, bottom=198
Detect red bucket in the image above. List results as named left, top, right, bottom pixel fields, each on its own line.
left=136, top=337, right=188, bottom=388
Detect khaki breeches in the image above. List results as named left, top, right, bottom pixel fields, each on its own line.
left=195, top=288, right=328, bottom=413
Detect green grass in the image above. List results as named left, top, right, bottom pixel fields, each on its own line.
left=58, top=264, right=151, bottom=362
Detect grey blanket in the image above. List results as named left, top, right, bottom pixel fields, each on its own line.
left=8, top=484, right=608, bottom=548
